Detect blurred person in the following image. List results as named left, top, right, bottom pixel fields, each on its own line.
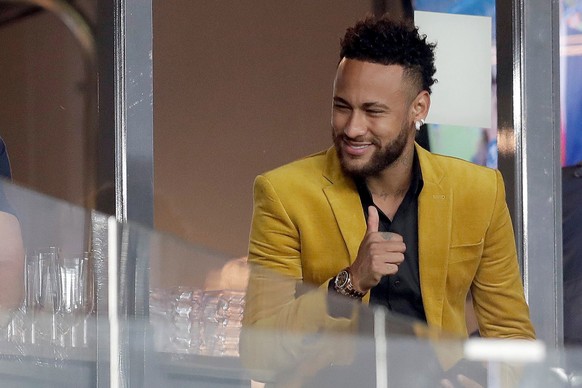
left=242, top=15, right=534, bottom=387
left=204, top=256, right=250, bottom=292
left=0, top=137, right=25, bottom=313
left=563, top=161, right=582, bottom=347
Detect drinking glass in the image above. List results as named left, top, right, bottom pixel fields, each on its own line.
left=19, top=251, right=41, bottom=344
left=79, top=252, right=95, bottom=347
left=56, top=256, right=83, bottom=347
left=35, top=247, right=61, bottom=345
left=56, top=252, right=95, bottom=348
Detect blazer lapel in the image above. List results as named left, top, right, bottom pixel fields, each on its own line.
left=417, top=145, right=452, bottom=328
left=322, top=148, right=366, bottom=263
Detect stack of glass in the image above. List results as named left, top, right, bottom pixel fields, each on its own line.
left=150, top=287, right=245, bottom=357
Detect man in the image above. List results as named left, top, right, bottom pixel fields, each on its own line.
left=0, top=137, right=25, bottom=312
left=242, top=15, right=534, bottom=385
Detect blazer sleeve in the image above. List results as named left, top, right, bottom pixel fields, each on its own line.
left=470, top=170, right=536, bottom=339
left=240, top=174, right=357, bottom=382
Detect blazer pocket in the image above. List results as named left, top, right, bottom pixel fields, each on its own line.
left=448, top=239, right=484, bottom=264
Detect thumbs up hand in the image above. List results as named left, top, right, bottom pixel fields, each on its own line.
left=349, top=206, right=406, bottom=293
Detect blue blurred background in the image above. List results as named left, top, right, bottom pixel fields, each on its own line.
left=415, top=0, right=582, bottom=167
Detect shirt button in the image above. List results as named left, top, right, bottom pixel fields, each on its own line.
left=394, top=279, right=401, bottom=286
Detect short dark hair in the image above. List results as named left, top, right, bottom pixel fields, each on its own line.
left=340, top=15, right=437, bottom=94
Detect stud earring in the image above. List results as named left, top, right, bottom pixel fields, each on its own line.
left=415, top=119, right=425, bottom=131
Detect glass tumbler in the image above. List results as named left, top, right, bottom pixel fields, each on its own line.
left=36, top=247, right=61, bottom=345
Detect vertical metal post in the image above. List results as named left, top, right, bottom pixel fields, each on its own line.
left=496, top=0, right=563, bottom=347
left=91, top=211, right=111, bottom=388
left=97, top=0, right=153, bottom=308
left=97, top=0, right=153, bottom=386
left=113, top=0, right=154, bottom=226
left=97, top=0, right=154, bottom=227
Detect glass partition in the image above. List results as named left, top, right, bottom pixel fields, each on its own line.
left=0, top=177, right=96, bottom=387
left=1, top=178, right=581, bottom=387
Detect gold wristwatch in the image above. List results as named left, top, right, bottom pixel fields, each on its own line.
left=333, top=267, right=366, bottom=299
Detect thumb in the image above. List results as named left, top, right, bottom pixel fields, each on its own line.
left=367, top=206, right=379, bottom=234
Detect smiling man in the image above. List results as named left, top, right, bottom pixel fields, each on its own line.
left=243, top=15, right=535, bottom=385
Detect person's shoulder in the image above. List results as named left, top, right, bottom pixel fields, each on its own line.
left=428, top=151, right=497, bottom=180
left=252, top=149, right=332, bottom=198
left=260, top=149, right=328, bottom=180
left=420, top=150, right=501, bottom=201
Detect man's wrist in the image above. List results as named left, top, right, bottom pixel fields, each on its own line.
left=332, top=267, right=366, bottom=299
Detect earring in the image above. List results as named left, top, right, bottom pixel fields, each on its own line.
left=415, top=119, right=425, bottom=131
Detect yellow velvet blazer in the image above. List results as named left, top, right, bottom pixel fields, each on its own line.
left=244, top=144, right=535, bottom=341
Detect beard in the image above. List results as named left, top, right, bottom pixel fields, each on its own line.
left=333, top=121, right=409, bottom=179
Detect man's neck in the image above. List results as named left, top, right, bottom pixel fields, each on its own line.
left=364, top=147, right=414, bottom=218
left=365, top=148, right=414, bottom=197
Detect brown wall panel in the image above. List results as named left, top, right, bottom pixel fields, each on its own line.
left=153, top=2, right=370, bottom=257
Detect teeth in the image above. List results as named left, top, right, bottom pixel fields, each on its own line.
left=343, top=138, right=371, bottom=150
left=346, top=142, right=370, bottom=149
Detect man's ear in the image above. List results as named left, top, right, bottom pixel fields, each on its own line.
left=411, top=90, right=431, bottom=121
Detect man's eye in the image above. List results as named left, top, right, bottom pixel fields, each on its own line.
left=333, top=104, right=350, bottom=110
left=367, top=110, right=384, bottom=115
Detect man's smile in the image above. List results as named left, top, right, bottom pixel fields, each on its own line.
left=342, top=138, right=374, bottom=156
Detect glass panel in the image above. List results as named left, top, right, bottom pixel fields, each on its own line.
left=0, top=177, right=96, bottom=386
left=2, top=178, right=582, bottom=387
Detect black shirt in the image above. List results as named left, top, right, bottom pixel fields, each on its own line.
left=356, top=151, right=426, bottom=322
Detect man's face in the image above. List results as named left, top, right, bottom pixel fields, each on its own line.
left=331, top=58, right=418, bottom=178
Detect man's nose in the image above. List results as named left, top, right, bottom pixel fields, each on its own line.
left=343, top=111, right=367, bottom=138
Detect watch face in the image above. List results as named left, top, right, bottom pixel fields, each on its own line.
left=335, top=270, right=350, bottom=289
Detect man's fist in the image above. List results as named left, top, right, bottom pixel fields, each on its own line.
left=349, top=206, right=406, bottom=293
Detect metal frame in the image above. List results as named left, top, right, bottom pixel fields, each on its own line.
left=97, top=0, right=153, bottom=386
left=94, top=2, right=567, bottom=384
left=496, top=0, right=563, bottom=347
left=95, top=0, right=563, bottom=358
left=113, top=0, right=153, bottom=226
left=98, top=0, right=153, bottom=227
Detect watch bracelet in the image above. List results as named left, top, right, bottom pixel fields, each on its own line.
left=331, top=272, right=366, bottom=299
